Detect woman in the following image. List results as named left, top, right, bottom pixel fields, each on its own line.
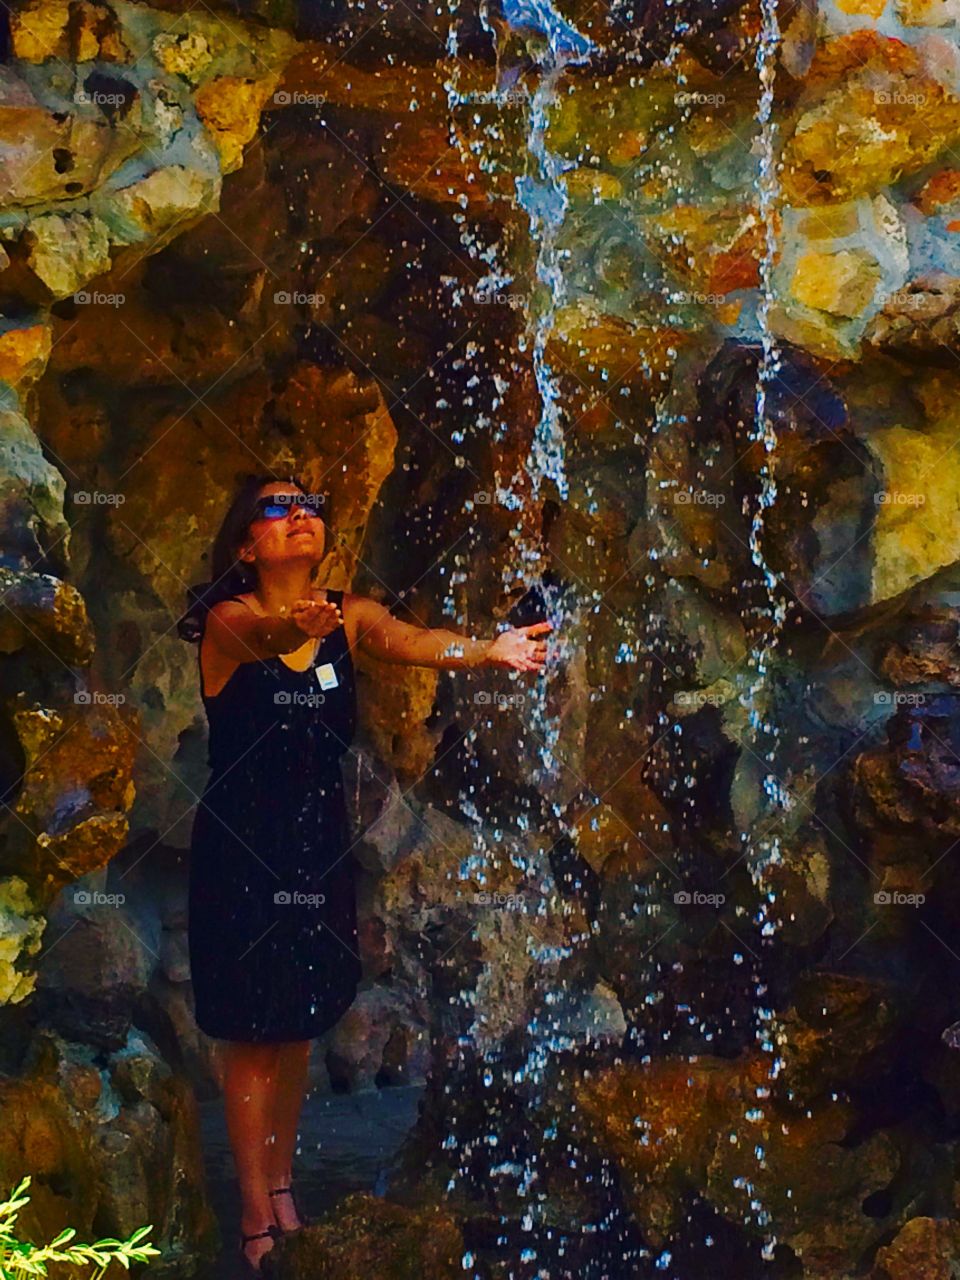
left=176, top=472, right=551, bottom=1275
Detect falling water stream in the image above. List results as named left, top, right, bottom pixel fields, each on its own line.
left=438, top=0, right=795, bottom=1272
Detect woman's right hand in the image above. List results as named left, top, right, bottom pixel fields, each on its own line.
left=289, top=595, right=343, bottom=639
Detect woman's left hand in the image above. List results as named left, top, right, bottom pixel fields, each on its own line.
left=485, top=620, right=552, bottom=672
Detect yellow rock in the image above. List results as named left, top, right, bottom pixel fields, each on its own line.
left=10, top=0, right=70, bottom=62
left=838, top=0, right=886, bottom=14
left=564, top=169, right=623, bottom=201
left=790, top=248, right=884, bottom=317
left=895, top=0, right=960, bottom=23
left=795, top=204, right=861, bottom=240
left=548, top=301, right=686, bottom=394
left=25, top=212, right=113, bottom=300
left=0, top=877, right=43, bottom=1006
left=153, top=30, right=214, bottom=82
left=782, top=36, right=960, bottom=205
left=11, top=0, right=130, bottom=63
left=570, top=803, right=652, bottom=875
left=107, top=164, right=217, bottom=244
left=868, top=375, right=960, bottom=601
left=195, top=74, right=283, bottom=174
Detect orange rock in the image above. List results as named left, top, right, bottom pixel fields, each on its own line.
left=915, top=168, right=960, bottom=215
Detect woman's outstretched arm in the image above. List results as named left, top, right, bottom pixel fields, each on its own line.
left=350, top=595, right=551, bottom=672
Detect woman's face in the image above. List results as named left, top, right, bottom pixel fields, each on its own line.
left=237, top=481, right=326, bottom=571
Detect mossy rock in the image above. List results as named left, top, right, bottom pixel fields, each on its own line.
left=273, top=1193, right=462, bottom=1280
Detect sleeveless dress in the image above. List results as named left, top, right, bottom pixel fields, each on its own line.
left=186, top=589, right=362, bottom=1042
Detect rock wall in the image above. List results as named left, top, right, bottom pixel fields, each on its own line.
left=5, top=0, right=960, bottom=1277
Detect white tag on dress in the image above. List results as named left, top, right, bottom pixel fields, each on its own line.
left=315, top=662, right=339, bottom=690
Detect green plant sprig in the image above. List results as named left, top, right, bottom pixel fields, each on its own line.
left=0, top=1176, right=162, bottom=1279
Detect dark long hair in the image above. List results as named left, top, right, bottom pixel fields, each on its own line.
left=176, top=471, right=330, bottom=642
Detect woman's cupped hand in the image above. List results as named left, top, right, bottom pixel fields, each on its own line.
left=288, top=595, right=343, bottom=640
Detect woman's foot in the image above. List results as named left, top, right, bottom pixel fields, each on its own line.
left=239, top=1219, right=280, bottom=1274
left=268, top=1185, right=304, bottom=1233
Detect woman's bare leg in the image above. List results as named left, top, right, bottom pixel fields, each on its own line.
left=221, top=1040, right=282, bottom=1268
left=264, top=1040, right=312, bottom=1230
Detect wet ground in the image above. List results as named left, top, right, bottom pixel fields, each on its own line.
left=199, top=1083, right=425, bottom=1278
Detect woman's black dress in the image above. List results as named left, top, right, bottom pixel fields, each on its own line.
left=187, top=589, right=362, bottom=1042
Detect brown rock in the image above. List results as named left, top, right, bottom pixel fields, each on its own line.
left=275, top=1192, right=462, bottom=1279
left=9, top=701, right=138, bottom=899
left=777, top=972, right=900, bottom=1101
left=0, top=568, right=93, bottom=665
left=871, top=1216, right=960, bottom=1279
left=577, top=1053, right=899, bottom=1265
left=879, top=605, right=960, bottom=688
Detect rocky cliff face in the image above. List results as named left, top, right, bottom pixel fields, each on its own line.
left=4, top=0, right=960, bottom=1276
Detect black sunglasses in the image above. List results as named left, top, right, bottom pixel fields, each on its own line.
left=251, top=492, right=325, bottom=522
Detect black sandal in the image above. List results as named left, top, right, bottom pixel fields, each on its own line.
left=268, top=1185, right=312, bottom=1232
left=239, top=1224, right=281, bottom=1276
